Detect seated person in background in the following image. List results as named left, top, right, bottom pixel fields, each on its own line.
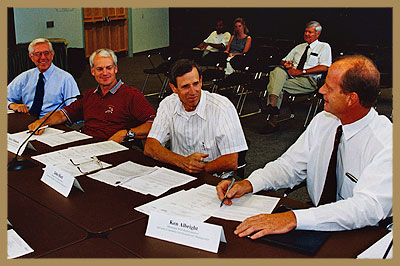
left=217, top=55, right=392, bottom=238
left=28, top=48, right=156, bottom=144
left=144, top=59, right=248, bottom=175
left=262, top=20, right=331, bottom=133
left=8, top=38, right=80, bottom=118
left=195, top=19, right=231, bottom=57
left=223, top=17, right=252, bottom=75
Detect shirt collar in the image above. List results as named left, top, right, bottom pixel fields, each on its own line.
left=93, top=79, right=124, bottom=95
left=35, top=63, right=55, bottom=81
left=342, top=108, right=376, bottom=141
left=174, top=90, right=206, bottom=120
left=309, top=39, right=320, bottom=50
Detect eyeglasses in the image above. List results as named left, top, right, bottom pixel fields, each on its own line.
left=32, top=51, right=52, bottom=57
left=69, top=156, right=104, bottom=175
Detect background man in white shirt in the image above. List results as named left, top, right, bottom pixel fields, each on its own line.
left=144, top=59, right=248, bottom=175
left=217, top=54, right=392, bottom=238
left=263, top=21, right=332, bottom=133
left=195, top=19, right=231, bottom=56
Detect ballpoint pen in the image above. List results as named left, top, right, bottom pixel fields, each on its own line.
left=27, top=125, right=48, bottom=134
left=220, top=177, right=235, bottom=207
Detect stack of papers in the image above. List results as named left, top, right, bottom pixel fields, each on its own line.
left=135, top=184, right=280, bottom=222
left=31, top=140, right=127, bottom=177
left=35, top=130, right=92, bottom=147
left=357, top=231, right=393, bottom=259
left=88, top=162, right=196, bottom=197
left=8, top=128, right=65, bottom=154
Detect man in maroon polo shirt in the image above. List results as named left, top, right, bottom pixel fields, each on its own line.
left=28, top=48, right=156, bottom=145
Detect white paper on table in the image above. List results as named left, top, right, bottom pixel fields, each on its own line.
left=8, top=109, right=15, bottom=114
left=53, top=158, right=112, bottom=177
left=68, top=140, right=128, bottom=157
left=87, top=161, right=158, bottom=186
left=7, top=229, right=34, bottom=259
left=36, top=130, right=92, bottom=147
left=357, top=231, right=393, bottom=259
left=8, top=128, right=65, bottom=154
left=121, top=167, right=196, bottom=196
left=135, top=190, right=211, bottom=221
left=212, top=194, right=280, bottom=222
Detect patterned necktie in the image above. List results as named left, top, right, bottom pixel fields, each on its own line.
left=319, top=125, right=343, bottom=206
left=30, top=73, right=45, bottom=117
left=297, top=45, right=310, bottom=70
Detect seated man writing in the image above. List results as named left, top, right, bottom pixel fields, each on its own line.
left=28, top=48, right=156, bottom=144
left=217, top=55, right=392, bottom=238
left=144, top=59, right=248, bottom=174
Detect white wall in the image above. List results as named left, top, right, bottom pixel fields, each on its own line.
left=13, top=8, right=170, bottom=52
left=131, top=8, right=169, bottom=53
left=14, top=8, right=84, bottom=48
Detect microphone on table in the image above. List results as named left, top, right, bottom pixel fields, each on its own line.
left=8, top=95, right=83, bottom=171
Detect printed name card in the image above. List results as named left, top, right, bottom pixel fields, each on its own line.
left=145, top=211, right=226, bottom=253
left=41, top=164, right=84, bottom=197
left=7, top=133, right=36, bottom=155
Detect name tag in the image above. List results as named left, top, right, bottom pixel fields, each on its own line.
left=41, top=164, right=84, bottom=197
left=145, top=211, right=226, bottom=253
left=311, top=52, right=319, bottom=56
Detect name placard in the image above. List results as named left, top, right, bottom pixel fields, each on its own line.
left=145, top=211, right=226, bottom=253
left=41, top=164, right=84, bottom=197
left=7, top=133, right=36, bottom=155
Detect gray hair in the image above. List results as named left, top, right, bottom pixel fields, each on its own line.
left=28, top=38, right=53, bottom=54
left=305, top=20, right=322, bottom=33
left=89, top=48, right=118, bottom=68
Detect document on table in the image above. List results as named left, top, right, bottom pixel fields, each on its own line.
left=31, top=140, right=127, bottom=176
left=8, top=229, right=34, bottom=259
left=135, top=184, right=280, bottom=222
left=121, top=167, right=196, bottom=197
left=357, top=231, right=393, bottom=259
left=35, top=130, right=92, bottom=147
left=87, top=161, right=158, bottom=186
left=7, top=127, right=65, bottom=154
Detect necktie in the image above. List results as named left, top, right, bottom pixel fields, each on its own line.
left=30, top=73, right=45, bottom=117
left=319, top=125, right=343, bottom=206
left=297, top=45, right=310, bottom=70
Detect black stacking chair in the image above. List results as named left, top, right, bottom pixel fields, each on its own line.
left=199, top=52, right=228, bottom=91
left=276, top=71, right=327, bottom=128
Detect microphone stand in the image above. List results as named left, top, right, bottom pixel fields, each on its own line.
left=8, top=95, right=82, bottom=171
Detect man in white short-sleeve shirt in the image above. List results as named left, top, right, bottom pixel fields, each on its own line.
left=263, top=20, right=332, bottom=133
left=195, top=19, right=231, bottom=56
left=216, top=55, right=392, bottom=238
left=144, top=59, right=248, bottom=175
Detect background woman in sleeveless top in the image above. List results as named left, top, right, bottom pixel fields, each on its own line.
left=224, top=17, right=252, bottom=75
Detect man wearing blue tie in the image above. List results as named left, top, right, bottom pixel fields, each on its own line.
left=217, top=55, right=392, bottom=238
left=7, top=38, right=80, bottom=118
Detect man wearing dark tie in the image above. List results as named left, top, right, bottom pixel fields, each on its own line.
left=7, top=38, right=80, bottom=118
left=217, top=55, right=392, bottom=238
left=263, top=21, right=332, bottom=133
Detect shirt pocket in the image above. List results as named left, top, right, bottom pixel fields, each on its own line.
left=307, top=53, right=319, bottom=66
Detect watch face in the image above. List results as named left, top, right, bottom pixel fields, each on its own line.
left=127, top=130, right=135, bottom=138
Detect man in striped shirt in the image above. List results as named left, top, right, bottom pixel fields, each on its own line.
left=144, top=59, right=248, bottom=175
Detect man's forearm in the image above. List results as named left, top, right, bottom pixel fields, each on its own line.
left=130, top=122, right=153, bottom=139
left=204, top=152, right=238, bottom=173
left=144, top=138, right=186, bottom=168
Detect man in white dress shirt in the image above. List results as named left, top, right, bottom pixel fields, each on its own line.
left=144, top=59, right=248, bottom=175
left=217, top=54, right=392, bottom=237
left=263, top=21, right=332, bottom=133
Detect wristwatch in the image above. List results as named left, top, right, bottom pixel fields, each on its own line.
left=125, top=129, right=135, bottom=141
left=303, top=69, right=307, bottom=74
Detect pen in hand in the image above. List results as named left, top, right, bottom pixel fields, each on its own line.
left=220, top=177, right=235, bottom=207
left=27, top=125, right=48, bottom=134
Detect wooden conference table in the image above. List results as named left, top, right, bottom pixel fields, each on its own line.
left=7, top=112, right=389, bottom=258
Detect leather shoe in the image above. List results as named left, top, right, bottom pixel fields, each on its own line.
left=262, top=104, right=280, bottom=116
left=260, top=115, right=280, bottom=134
